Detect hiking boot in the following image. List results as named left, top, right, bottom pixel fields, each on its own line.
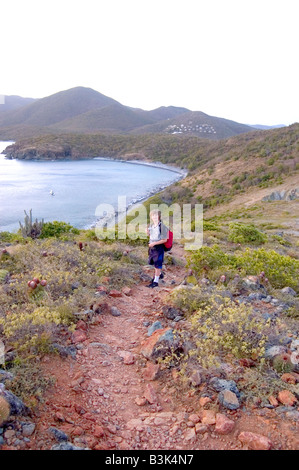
left=148, top=281, right=159, bottom=288
left=150, top=272, right=164, bottom=283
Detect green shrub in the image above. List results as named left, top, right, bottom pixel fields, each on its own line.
left=203, top=221, right=220, bottom=232
left=40, top=221, right=80, bottom=238
left=0, top=231, right=23, bottom=243
left=0, top=269, right=9, bottom=283
left=169, top=285, right=215, bottom=315
left=228, top=222, right=267, bottom=244
left=187, top=298, right=268, bottom=368
left=188, top=245, right=299, bottom=291
left=235, top=248, right=299, bottom=290
left=187, top=245, right=230, bottom=275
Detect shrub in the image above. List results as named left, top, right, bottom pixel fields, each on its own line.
left=40, top=221, right=80, bottom=238
left=0, top=269, right=9, bottom=283
left=0, top=232, right=23, bottom=243
left=169, top=285, right=215, bottom=315
left=187, top=245, right=230, bottom=275
left=235, top=248, right=299, bottom=290
left=188, top=245, right=299, bottom=291
left=228, top=222, right=267, bottom=244
left=0, top=305, right=74, bottom=356
left=4, top=362, right=55, bottom=405
left=187, top=298, right=268, bottom=368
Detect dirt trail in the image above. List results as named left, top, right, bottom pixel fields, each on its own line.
left=27, top=245, right=299, bottom=451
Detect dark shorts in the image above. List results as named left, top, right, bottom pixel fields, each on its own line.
left=148, top=245, right=164, bottom=269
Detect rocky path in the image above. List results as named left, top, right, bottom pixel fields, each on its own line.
left=4, top=245, right=298, bottom=451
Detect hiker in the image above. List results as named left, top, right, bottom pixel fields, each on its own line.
left=146, top=209, right=169, bottom=288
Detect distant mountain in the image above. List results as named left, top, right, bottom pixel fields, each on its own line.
left=0, top=87, right=118, bottom=128
left=249, top=124, right=286, bottom=130
left=146, top=106, right=190, bottom=122
left=0, top=95, right=36, bottom=113
left=50, top=102, right=155, bottom=133
left=131, top=110, right=254, bottom=139
left=0, top=86, right=256, bottom=140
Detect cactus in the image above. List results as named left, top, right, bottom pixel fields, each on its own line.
left=272, top=354, right=294, bottom=373
left=0, top=396, right=10, bottom=426
left=19, top=209, right=44, bottom=239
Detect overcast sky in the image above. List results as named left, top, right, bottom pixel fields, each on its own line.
left=1, top=0, right=298, bottom=125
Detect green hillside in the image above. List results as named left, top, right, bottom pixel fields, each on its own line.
left=0, top=86, right=256, bottom=140
left=131, top=110, right=254, bottom=139
left=0, top=87, right=119, bottom=128
left=50, top=103, right=155, bottom=133
left=0, top=95, right=36, bottom=113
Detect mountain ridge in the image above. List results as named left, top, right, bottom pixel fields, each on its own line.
left=0, top=86, right=257, bottom=140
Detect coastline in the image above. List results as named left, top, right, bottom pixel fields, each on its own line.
left=89, top=158, right=188, bottom=230
left=0, top=140, right=188, bottom=232
left=93, top=156, right=188, bottom=177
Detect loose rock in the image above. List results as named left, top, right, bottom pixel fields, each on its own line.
left=215, top=413, right=235, bottom=435
left=218, top=390, right=240, bottom=410
left=277, top=390, right=297, bottom=406
left=238, top=431, right=272, bottom=450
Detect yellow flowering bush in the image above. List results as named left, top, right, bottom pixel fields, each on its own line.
left=0, top=305, right=72, bottom=354
left=189, top=299, right=268, bottom=368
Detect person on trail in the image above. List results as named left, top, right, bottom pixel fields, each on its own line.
left=146, top=209, right=169, bottom=288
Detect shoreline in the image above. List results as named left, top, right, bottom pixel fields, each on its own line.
left=93, top=156, right=188, bottom=177
left=88, top=159, right=188, bottom=230
left=0, top=143, right=188, bottom=233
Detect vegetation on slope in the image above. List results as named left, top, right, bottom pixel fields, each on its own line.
left=0, top=209, right=298, bottom=408
left=0, top=123, right=298, bottom=412
left=0, top=86, right=256, bottom=139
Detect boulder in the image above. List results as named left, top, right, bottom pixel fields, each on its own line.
left=215, top=413, right=235, bottom=435
left=238, top=431, right=272, bottom=450
left=139, top=328, right=182, bottom=360
left=162, top=305, right=183, bottom=320
left=281, top=286, right=297, bottom=296
left=218, top=390, right=240, bottom=410
left=277, top=390, right=297, bottom=406
left=147, top=321, right=163, bottom=336
left=209, top=378, right=240, bottom=398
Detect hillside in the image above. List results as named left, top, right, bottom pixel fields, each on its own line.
left=131, top=110, right=254, bottom=139
left=0, top=95, right=36, bottom=113
left=0, top=121, right=299, bottom=451
left=0, top=86, right=256, bottom=140
left=0, top=87, right=119, bottom=128
left=3, top=122, right=298, bottom=172
left=50, top=103, right=156, bottom=133
left=136, top=123, right=299, bottom=232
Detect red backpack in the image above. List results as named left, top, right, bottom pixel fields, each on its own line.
left=163, top=229, right=173, bottom=252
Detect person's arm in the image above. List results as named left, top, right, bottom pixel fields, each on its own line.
left=148, top=238, right=167, bottom=248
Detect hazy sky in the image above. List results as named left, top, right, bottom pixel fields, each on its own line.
left=1, top=0, right=298, bottom=125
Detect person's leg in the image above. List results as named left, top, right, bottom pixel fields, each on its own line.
left=154, top=267, right=161, bottom=280
left=152, top=267, right=161, bottom=284
left=147, top=248, right=163, bottom=288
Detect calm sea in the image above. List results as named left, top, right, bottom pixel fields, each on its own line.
left=0, top=141, right=183, bottom=232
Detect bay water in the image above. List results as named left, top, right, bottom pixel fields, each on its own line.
left=0, top=141, right=184, bottom=232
